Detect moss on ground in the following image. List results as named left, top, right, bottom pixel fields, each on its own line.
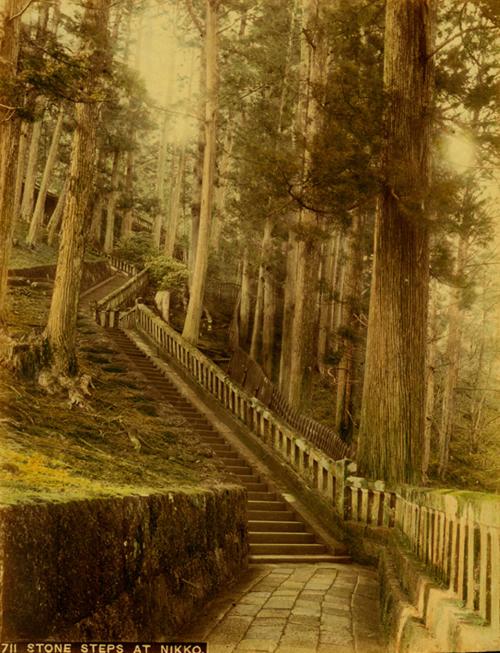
left=0, top=277, right=229, bottom=506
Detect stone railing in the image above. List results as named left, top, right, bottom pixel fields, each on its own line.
left=95, top=268, right=149, bottom=328
left=123, top=303, right=352, bottom=479
left=395, top=487, right=499, bottom=633
left=108, top=255, right=138, bottom=277
left=345, top=476, right=499, bottom=637
left=227, top=346, right=351, bottom=461
left=121, top=303, right=499, bottom=642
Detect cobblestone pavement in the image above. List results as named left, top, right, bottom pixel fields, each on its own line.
left=178, top=563, right=385, bottom=653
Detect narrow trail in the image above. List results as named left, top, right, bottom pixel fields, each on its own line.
left=80, top=277, right=385, bottom=653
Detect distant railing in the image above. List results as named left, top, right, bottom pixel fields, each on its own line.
left=119, top=303, right=499, bottom=636
left=108, top=255, right=139, bottom=277
left=227, top=347, right=351, bottom=461
left=95, top=269, right=149, bottom=328
left=205, top=280, right=240, bottom=310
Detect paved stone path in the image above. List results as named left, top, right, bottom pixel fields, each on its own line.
left=178, top=563, right=385, bottom=653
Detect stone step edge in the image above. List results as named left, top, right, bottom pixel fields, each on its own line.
left=119, top=327, right=349, bottom=562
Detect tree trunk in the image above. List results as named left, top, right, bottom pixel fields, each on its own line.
left=0, top=0, right=23, bottom=323
left=158, top=145, right=187, bottom=323
left=239, top=247, right=251, bottom=344
left=285, top=0, right=327, bottom=407
left=469, top=297, right=489, bottom=454
left=250, top=217, right=273, bottom=361
left=279, top=228, right=297, bottom=393
left=182, top=0, right=219, bottom=346
left=357, top=0, right=435, bottom=485
left=13, top=121, right=29, bottom=225
left=423, top=282, right=438, bottom=479
left=438, top=235, right=467, bottom=479
left=262, top=259, right=276, bottom=379
left=103, top=149, right=121, bottom=254
left=288, top=236, right=322, bottom=406
left=164, top=145, right=186, bottom=257
left=153, top=108, right=169, bottom=250
left=335, top=213, right=363, bottom=439
left=88, top=192, right=104, bottom=247
left=317, top=231, right=339, bottom=373
left=210, top=125, right=233, bottom=251
left=46, top=178, right=69, bottom=246
left=20, top=98, right=46, bottom=223
left=250, top=262, right=264, bottom=360
left=189, top=48, right=206, bottom=282
left=45, top=0, right=111, bottom=374
left=120, top=149, right=134, bottom=241
left=26, top=106, right=65, bottom=247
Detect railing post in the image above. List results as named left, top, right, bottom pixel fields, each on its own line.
left=334, top=459, right=355, bottom=519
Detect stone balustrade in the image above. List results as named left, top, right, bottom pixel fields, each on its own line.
left=120, top=302, right=499, bottom=636
left=395, top=486, right=499, bottom=632
left=108, top=255, right=139, bottom=277
left=95, top=268, right=149, bottom=327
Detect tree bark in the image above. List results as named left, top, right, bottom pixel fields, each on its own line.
left=189, top=48, right=206, bottom=282
left=250, top=217, right=273, bottom=360
left=45, top=0, right=111, bottom=374
left=279, top=228, right=297, bottom=393
left=357, top=0, right=435, bottom=485
left=182, top=0, right=219, bottom=345
left=210, top=125, right=233, bottom=251
left=20, top=98, right=46, bottom=223
left=159, top=145, right=187, bottom=323
left=0, top=0, right=23, bottom=323
left=335, top=213, right=363, bottom=439
left=27, top=105, right=65, bottom=247
left=164, top=145, right=186, bottom=257
left=438, top=235, right=467, bottom=479
left=285, top=0, right=327, bottom=407
left=262, top=257, right=276, bottom=379
left=317, top=231, right=339, bottom=373
left=46, top=178, right=69, bottom=246
left=239, top=247, right=251, bottom=344
left=13, top=121, right=29, bottom=225
left=120, top=150, right=134, bottom=240
left=103, top=149, right=121, bottom=254
left=423, top=281, right=438, bottom=479
left=153, top=107, right=169, bottom=250
left=88, top=192, right=104, bottom=247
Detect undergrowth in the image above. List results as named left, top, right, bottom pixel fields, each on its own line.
left=0, top=282, right=228, bottom=506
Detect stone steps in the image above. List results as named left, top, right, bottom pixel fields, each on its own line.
left=108, top=328, right=350, bottom=565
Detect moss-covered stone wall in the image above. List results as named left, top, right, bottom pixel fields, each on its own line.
left=0, top=487, right=248, bottom=641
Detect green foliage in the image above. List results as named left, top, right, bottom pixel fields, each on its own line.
left=113, top=234, right=154, bottom=267
left=147, top=256, right=189, bottom=293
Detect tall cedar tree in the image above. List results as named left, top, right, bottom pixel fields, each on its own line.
left=45, top=0, right=111, bottom=374
left=182, top=0, right=219, bottom=345
left=357, top=0, right=436, bottom=485
left=0, top=0, right=24, bottom=323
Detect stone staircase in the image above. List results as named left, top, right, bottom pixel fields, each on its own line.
left=109, top=328, right=350, bottom=565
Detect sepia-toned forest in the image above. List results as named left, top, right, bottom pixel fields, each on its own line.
left=0, top=0, right=499, bottom=493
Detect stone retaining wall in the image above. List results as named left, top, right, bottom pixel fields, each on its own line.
left=9, top=260, right=111, bottom=291
left=0, top=487, right=248, bottom=641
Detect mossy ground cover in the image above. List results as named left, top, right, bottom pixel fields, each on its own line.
left=0, top=280, right=228, bottom=506
left=10, top=221, right=103, bottom=269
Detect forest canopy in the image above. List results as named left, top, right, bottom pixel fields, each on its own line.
left=0, top=0, right=499, bottom=489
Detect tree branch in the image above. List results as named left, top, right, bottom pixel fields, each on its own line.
left=183, top=0, right=204, bottom=37
left=8, top=0, right=35, bottom=21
